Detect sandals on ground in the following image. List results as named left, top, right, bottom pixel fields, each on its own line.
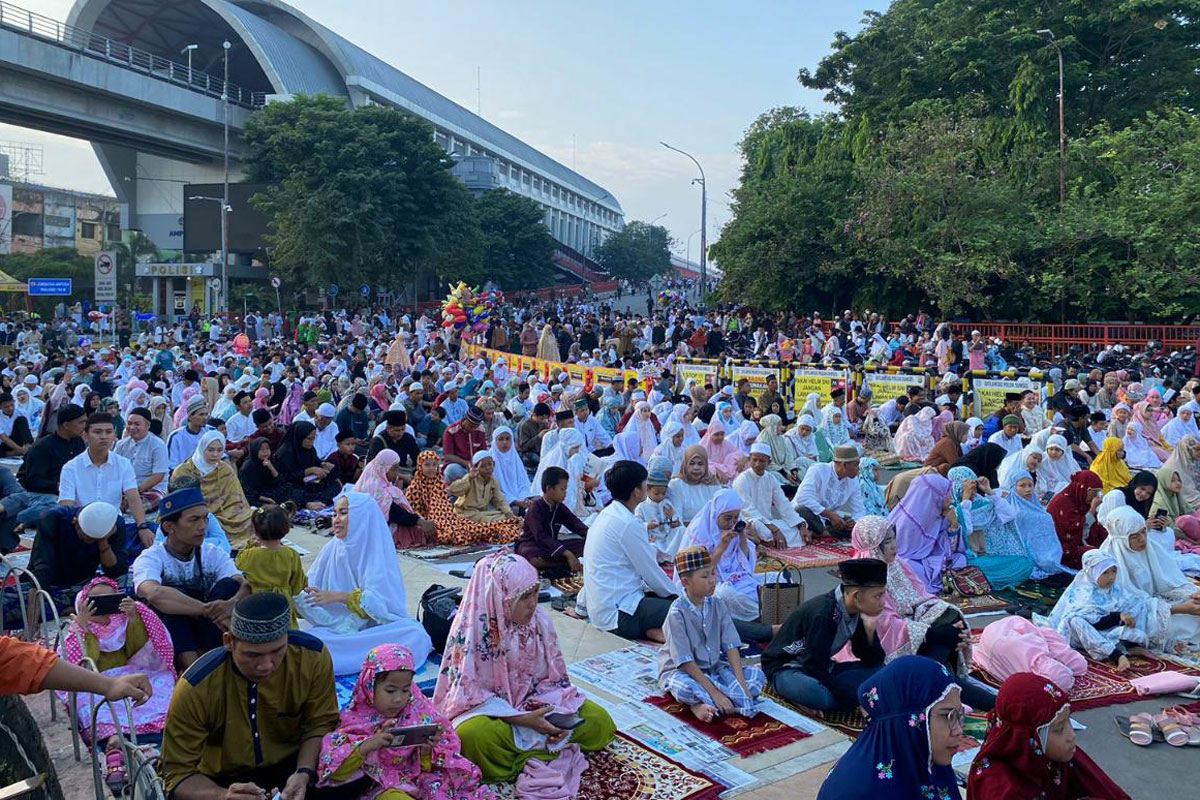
left=1127, top=712, right=1154, bottom=746
left=1153, top=711, right=1189, bottom=747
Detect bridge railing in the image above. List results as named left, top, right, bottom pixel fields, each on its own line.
left=0, top=1, right=264, bottom=108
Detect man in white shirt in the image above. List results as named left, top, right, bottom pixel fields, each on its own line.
left=987, top=414, right=1024, bottom=456
left=292, top=391, right=319, bottom=425
left=733, top=444, right=806, bottom=547
left=792, top=446, right=867, bottom=541
left=313, top=403, right=339, bottom=460
left=224, top=391, right=257, bottom=448
left=573, top=396, right=613, bottom=456
left=113, top=408, right=169, bottom=509
left=582, top=461, right=677, bottom=642
left=59, top=411, right=152, bottom=547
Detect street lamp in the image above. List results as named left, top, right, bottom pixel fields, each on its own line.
left=685, top=228, right=701, bottom=270
left=1037, top=29, right=1066, bottom=210
left=660, top=141, right=707, bottom=297
left=188, top=195, right=232, bottom=313
left=180, top=44, right=198, bottom=84
left=221, top=40, right=231, bottom=313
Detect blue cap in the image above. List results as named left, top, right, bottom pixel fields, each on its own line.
left=158, top=488, right=206, bottom=522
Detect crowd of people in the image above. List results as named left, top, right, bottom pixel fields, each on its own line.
left=1, top=285, right=1198, bottom=800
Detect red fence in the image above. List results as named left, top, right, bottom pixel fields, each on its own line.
left=943, top=323, right=1200, bottom=356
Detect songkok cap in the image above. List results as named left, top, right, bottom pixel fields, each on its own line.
left=749, top=442, right=772, bottom=457
left=1003, top=392, right=1023, bottom=403
left=317, top=403, right=336, bottom=418
left=1002, top=414, right=1021, bottom=426
left=646, top=456, right=672, bottom=487
left=832, top=445, right=861, bottom=463
left=573, top=397, right=589, bottom=411
left=838, top=557, right=888, bottom=587
left=555, top=409, right=574, bottom=422
left=77, top=501, right=119, bottom=540
left=829, top=387, right=845, bottom=400
left=58, top=404, right=87, bottom=424
left=230, top=593, right=291, bottom=644
left=675, top=545, right=712, bottom=576
left=384, top=409, right=406, bottom=426
left=465, top=406, right=484, bottom=424
left=472, top=450, right=493, bottom=465
left=187, top=395, right=208, bottom=414
left=158, top=487, right=206, bottom=522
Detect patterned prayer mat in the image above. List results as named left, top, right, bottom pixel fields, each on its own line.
left=644, top=694, right=812, bottom=757
left=993, top=580, right=1066, bottom=616
left=971, top=636, right=1200, bottom=712
left=398, top=543, right=494, bottom=560
left=757, top=540, right=854, bottom=571
left=551, top=576, right=585, bottom=597
left=944, top=593, right=1010, bottom=614
left=487, top=733, right=724, bottom=800
left=761, top=688, right=867, bottom=739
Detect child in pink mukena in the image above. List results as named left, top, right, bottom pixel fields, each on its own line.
left=317, top=644, right=491, bottom=800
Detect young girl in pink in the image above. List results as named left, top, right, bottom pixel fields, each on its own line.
left=318, top=644, right=491, bottom=800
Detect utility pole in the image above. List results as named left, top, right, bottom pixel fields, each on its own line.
left=221, top=40, right=231, bottom=312
left=660, top=142, right=707, bottom=297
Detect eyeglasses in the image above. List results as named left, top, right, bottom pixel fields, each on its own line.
left=932, top=707, right=965, bottom=731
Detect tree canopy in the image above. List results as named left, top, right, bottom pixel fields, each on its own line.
left=242, top=95, right=555, bottom=293
left=594, top=221, right=674, bottom=282
left=713, top=0, right=1200, bottom=321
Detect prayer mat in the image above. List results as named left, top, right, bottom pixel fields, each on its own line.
left=762, top=687, right=866, bottom=738
left=398, top=543, right=494, bottom=560
left=757, top=540, right=853, bottom=571
left=992, top=579, right=1066, bottom=616
left=644, top=694, right=811, bottom=756
left=551, top=575, right=585, bottom=597
left=487, top=733, right=724, bottom=800
left=944, top=593, right=1010, bottom=614
left=971, top=635, right=1200, bottom=711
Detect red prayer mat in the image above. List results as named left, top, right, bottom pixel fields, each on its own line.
left=644, top=694, right=812, bottom=756
left=971, top=635, right=1200, bottom=712
left=762, top=687, right=867, bottom=738
left=757, top=540, right=854, bottom=571
left=487, top=733, right=724, bottom=800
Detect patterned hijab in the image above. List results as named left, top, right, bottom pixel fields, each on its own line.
left=353, top=448, right=413, bottom=520
left=433, top=550, right=584, bottom=721
left=60, top=577, right=175, bottom=678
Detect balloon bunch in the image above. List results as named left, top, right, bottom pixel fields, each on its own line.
left=442, top=283, right=505, bottom=333
left=657, top=289, right=681, bottom=306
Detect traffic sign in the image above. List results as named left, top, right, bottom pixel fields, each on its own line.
left=207, top=278, right=222, bottom=290
left=359, top=284, right=370, bottom=297
left=327, top=283, right=339, bottom=297
left=270, top=276, right=281, bottom=289
left=28, top=278, right=73, bottom=296
left=94, top=251, right=117, bottom=303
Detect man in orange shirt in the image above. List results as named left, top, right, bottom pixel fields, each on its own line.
left=0, top=636, right=150, bottom=702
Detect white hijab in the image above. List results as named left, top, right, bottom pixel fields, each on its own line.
left=307, top=491, right=409, bottom=620
left=1123, top=421, right=1162, bottom=469
left=786, top=414, right=819, bottom=460
left=1162, top=403, right=1200, bottom=448
left=1098, top=505, right=1193, bottom=600
left=527, top=428, right=563, bottom=498
left=190, top=429, right=226, bottom=477
left=1037, top=434, right=1078, bottom=496
left=489, top=426, right=530, bottom=503
left=998, top=444, right=1044, bottom=489
left=651, top=417, right=687, bottom=474
left=669, top=403, right=700, bottom=448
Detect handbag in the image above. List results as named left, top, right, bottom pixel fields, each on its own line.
left=418, top=584, right=462, bottom=653
left=759, top=568, right=803, bottom=625
left=941, top=566, right=992, bottom=597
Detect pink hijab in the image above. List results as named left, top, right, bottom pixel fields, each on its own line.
left=432, top=551, right=583, bottom=721
left=354, top=448, right=413, bottom=520
left=252, top=386, right=271, bottom=411
left=700, top=419, right=743, bottom=483
left=929, top=409, right=954, bottom=443
left=173, top=385, right=201, bottom=426
left=318, top=644, right=489, bottom=799
left=1133, top=400, right=1170, bottom=460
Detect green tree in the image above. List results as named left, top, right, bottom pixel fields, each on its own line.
left=594, top=221, right=673, bottom=281
left=242, top=95, right=478, bottom=289
left=0, top=247, right=96, bottom=315
left=470, top=190, right=556, bottom=290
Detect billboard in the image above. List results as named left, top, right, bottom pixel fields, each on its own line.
left=183, top=183, right=273, bottom=253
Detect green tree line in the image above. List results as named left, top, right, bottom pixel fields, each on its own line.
left=712, top=0, right=1200, bottom=321
left=242, top=95, right=557, bottom=293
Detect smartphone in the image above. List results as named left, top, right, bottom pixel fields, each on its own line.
left=387, top=724, right=441, bottom=746
left=89, top=594, right=125, bottom=616
left=733, top=520, right=747, bottom=534
left=545, top=712, right=586, bottom=731
left=1155, top=509, right=1169, bottom=519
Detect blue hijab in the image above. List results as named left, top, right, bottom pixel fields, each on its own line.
left=858, top=457, right=889, bottom=516
left=1002, top=468, right=1068, bottom=578
left=818, top=656, right=962, bottom=800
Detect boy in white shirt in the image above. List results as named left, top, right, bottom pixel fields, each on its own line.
left=636, top=458, right=681, bottom=555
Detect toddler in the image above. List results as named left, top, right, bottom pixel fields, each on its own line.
left=235, top=503, right=306, bottom=627
left=636, top=460, right=681, bottom=555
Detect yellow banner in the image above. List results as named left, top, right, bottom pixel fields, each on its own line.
left=971, top=376, right=1042, bottom=418
left=676, top=361, right=720, bottom=394
left=861, top=372, right=928, bottom=404
left=793, top=368, right=849, bottom=411
left=730, top=364, right=780, bottom=404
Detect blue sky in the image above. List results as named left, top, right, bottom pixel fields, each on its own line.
left=6, top=0, right=888, bottom=255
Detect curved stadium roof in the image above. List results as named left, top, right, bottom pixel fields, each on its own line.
left=67, top=0, right=623, bottom=214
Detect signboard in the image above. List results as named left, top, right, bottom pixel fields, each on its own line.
left=134, top=263, right=212, bottom=278
left=327, top=284, right=339, bottom=297
left=730, top=364, right=779, bottom=404
left=94, top=251, right=117, bottom=303
left=675, top=360, right=720, bottom=394
left=861, top=372, right=928, bottom=404
left=792, top=368, right=850, bottom=410
left=359, top=284, right=371, bottom=297
left=270, top=276, right=281, bottom=289
left=972, top=376, right=1038, bottom=418
left=27, top=278, right=73, bottom=296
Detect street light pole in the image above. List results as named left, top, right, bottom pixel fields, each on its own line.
left=1038, top=29, right=1065, bottom=210
left=660, top=142, right=707, bottom=298
left=221, top=40, right=231, bottom=314
left=180, top=44, right=198, bottom=84
left=686, top=228, right=701, bottom=271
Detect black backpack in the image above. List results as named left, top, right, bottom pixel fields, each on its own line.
left=418, top=584, right=462, bottom=653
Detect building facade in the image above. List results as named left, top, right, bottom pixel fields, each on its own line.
left=0, top=179, right=121, bottom=256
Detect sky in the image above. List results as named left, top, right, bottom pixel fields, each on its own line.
left=2, top=0, right=887, bottom=257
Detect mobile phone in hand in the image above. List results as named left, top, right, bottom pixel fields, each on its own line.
left=89, top=594, right=126, bottom=616
left=387, top=724, right=441, bottom=746
left=545, top=712, right=586, bottom=731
